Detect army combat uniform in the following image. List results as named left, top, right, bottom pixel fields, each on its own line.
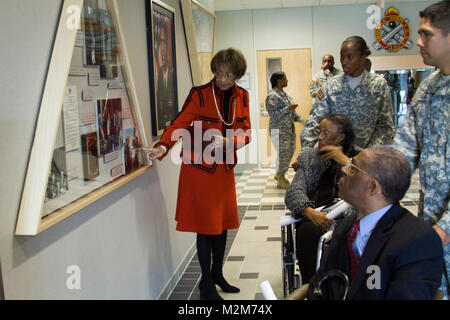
left=266, top=88, right=301, bottom=178
left=393, top=70, right=450, bottom=299
left=301, top=70, right=393, bottom=150
left=309, top=68, right=343, bottom=98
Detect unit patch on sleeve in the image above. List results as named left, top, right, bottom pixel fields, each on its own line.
left=317, top=87, right=324, bottom=100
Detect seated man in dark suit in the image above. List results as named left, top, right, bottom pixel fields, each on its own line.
left=307, top=145, right=444, bottom=300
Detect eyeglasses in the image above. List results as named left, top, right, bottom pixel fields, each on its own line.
left=314, top=127, right=332, bottom=138
left=343, top=158, right=377, bottom=182
left=214, top=72, right=235, bottom=81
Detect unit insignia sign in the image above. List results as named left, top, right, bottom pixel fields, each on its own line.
left=373, top=7, right=413, bottom=52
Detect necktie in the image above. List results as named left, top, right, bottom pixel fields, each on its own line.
left=347, top=219, right=360, bottom=284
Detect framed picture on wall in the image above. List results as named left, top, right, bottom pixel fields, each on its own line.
left=146, top=0, right=178, bottom=136
left=180, top=0, right=216, bottom=86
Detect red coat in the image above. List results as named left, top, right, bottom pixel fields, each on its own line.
left=155, top=80, right=251, bottom=234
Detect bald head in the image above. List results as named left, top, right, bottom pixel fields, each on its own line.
left=321, top=54, right=335, bottom=71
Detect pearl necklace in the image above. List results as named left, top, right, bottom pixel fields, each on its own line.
left=212, top=82, right=236, bottom=126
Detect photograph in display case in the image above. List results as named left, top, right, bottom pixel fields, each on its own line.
left=83, top=0, right=118, bottom=79
left=97, top=97, right=122, bottom=155
left=81, top=132, right=100, bottom=180
left=15, top=0, right=150, bottom=235
left=123, top=127, right=140, bottom=173
left=146, top=0, right=178, bottom=136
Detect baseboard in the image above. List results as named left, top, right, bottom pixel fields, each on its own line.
left=157, top=241, right=197, bottom=300
left=0, top=258, right=4, bottom=300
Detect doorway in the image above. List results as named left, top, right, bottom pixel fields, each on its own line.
left=257, top=49, right=312, bottom=168
left=374, top=68, right=434, bottom=132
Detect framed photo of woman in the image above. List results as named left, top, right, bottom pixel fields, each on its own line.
left=146, top=0, right=178, bottom=136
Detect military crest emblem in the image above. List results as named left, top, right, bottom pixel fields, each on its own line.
left=373, top=7, right=413, bottom=52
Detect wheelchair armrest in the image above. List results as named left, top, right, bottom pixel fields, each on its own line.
left=321, top=230, right=333, bottom=243
left=316, top=230, right=334, bottom=271
left=259, top=280, right=277, bottom=300
left=285, top=283, right=310, bottom=300
left=281, top=200, right=350, bottom=227
left=325, top=200, right=350, bottom=220
left=280, top=214, right=301, bottom=227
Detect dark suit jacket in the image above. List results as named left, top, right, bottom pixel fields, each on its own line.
left=308, top=203, right=444, bottom=300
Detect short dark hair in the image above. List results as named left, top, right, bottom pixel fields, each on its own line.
left=270, top=71, right=285, bottom=88
left=322, top=114, right=355, bottom=156
left=419, top=0, right=450, bottom=35
left=342, top=36, right=371, bottom=57
left=363, top=146, right=411, bottom=203
left=210, top=48, right=247, bottom=80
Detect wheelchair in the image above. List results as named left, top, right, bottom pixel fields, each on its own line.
left=281, top=199, right=351, bottom=297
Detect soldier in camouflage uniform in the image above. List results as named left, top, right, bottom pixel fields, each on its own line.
left=392, top=1, right=450, bottom=299
left=266, top=72, right=302, bottom=189
left=309, top=54, right=343, bottom=99
left=301, top=37, right=393, bottom=150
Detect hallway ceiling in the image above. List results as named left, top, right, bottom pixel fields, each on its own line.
left=214, top=0, right=431, bottom=11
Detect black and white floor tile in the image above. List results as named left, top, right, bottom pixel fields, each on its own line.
left=168, top=168, right=421, bottom=300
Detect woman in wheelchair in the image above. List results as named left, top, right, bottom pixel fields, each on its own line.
left=285, top=114, right=359, bottom=284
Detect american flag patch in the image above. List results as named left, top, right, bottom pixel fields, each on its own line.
left=268, top=99, right=276, bottom=106
left=317, top=87, right=324, bottom=99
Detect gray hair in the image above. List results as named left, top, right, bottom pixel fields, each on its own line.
left=363, top=145, right=411, bottom=203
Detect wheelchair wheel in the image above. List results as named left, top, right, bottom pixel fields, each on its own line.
left=282, top=224, right=296, bottom=297
left=282, top=225, right=288, bottom=297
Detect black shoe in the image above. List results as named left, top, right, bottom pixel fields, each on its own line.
left=213, top=275, right=240, bottom=293
left=200, top=290, right=224, bottom=300
left=199, top=279, right=224, bottom=300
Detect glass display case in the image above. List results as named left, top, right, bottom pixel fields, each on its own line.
left=16, top=0, right=151, bottom=235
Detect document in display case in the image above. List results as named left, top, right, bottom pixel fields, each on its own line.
left=15, top=0, right=151, bottom=235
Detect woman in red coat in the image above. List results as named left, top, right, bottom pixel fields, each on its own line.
left=145, top=48, right=251, bottom=300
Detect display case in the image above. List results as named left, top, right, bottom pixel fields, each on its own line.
left=180, top=0, right=216, bottom=86
left=15, top=0, right=151, bottom=235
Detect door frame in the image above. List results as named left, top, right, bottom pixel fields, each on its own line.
left=254, top=46, right=313, bottom=169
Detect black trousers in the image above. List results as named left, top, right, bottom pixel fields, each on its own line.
left=295, top=220, right=324, bottom=284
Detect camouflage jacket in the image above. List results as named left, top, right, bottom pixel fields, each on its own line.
left=265, top=88, right=301, bottom=132
left=393, top=70, right=449, bottom=233
left=301, top=70, right=393, bottom=150
left=309, top=68, right=343, bottom=98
